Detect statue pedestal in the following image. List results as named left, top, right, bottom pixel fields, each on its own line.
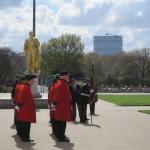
left=31, top=77, right=42, bottom=98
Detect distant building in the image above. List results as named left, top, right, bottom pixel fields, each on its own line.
left=93, top=34, right=123, bottom=55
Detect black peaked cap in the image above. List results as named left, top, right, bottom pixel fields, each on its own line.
left=25, top=75, right=37, bottom=80
left=59, top=71, right=69, bottom=76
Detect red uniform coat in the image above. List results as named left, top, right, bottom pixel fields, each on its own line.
left=48, top=83, right=56, bottom=117
left=48, top=83, right=56, bottom=105
left=53, top=79, right=72, bottom=121
left=15, top=83, right=36, bottom=123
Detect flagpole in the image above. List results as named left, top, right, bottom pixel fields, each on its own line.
left=33, top=0, right=36, bottom=36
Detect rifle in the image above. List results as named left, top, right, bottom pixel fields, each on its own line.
left=90, top=63, right=95, bottom=123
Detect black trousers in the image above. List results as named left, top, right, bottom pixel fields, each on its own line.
left=51, top=117, right=56, bottom=134
left=52, top=120, right=66, bottom=140
left=14, top=110, right=17, bottom=125
left=79, top=103, right=88, bottom=122
left=17, top=120, right=31, bottom=140
left=72, top=102, right=77, bottom=121
left=90, top=102, right=95, bottom=114
left=16, top=120, right=20, bottom=135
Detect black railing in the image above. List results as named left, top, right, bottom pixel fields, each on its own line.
left=99, top=87, right=150, bottom=93
left=0, top=80, right=150, bottom=93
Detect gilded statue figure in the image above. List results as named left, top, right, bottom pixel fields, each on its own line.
left=24, top=31, right=40, bottom=74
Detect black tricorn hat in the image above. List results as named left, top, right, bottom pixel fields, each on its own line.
left=25, top=75, right=37, bottom=80
left=59, top=71, right=69, bottom=76
left=70, top=78, right=76, bottom=81
left=19, top=76, right=26, bottom=81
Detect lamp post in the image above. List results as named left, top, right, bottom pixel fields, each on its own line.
left=33, top=0, right=36, bottom=37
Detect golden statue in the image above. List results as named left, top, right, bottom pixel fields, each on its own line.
left=24, top=31, right=40, bottom=74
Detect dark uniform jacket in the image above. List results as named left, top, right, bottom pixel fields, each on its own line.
left=79, top=84, right=91, bottom=105
left=69, top=84, right=81, bottom=103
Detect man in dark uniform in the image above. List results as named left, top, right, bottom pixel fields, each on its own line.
left=69, top=78, right=81, bottom=121
left=90, top=85, right=98, bottom=115
left=52, top=71, right=72, bottom=142
left=15, top=74, right=37, bottom=142
left=79, top=80, right=91, bottom=123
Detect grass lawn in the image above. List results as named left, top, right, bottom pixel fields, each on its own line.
left=138, top=110, right=150, bottom=114
left=98, top=94, right=150, bottom=106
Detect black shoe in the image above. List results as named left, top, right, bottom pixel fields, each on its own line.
left=57, top=135, right=70, bottom=142
left=16, top=132, right=20, bottom=136
left=58, top=138, right=70, bottom=142
left=21, top=138, right=34, bottom=142
left=90, top=113, right=95, bottom=115
left=63, top=135, right=70, bottom=140
left=80, top=120, right=88, bottom=123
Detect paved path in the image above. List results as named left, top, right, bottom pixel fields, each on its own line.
left=0, top=92, right=150, bottom=100
left=0, top=100, right=150, bottom=150
left=0, top=93, right=48, bottom=100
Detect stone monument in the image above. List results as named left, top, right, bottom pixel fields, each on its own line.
left=23, top=0, right=42, bottom=98
left=24, top=31, right=40, bottom=74
left=24, top=31, right=42, bottom=98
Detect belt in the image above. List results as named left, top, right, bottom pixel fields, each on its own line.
left=81, top=93, right=90, bottom=97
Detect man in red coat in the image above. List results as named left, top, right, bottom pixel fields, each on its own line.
left=52, top=71, right=72, bottom=142
left=48, top=75, right=59, bottom=134
left=15, top=74, right=37, bottom=142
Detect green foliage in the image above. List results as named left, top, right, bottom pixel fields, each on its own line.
left=84, top=49, right=150, bottom=86
left=98, top=94, right=150, bottom=106
left=40, top=34, right=84, bottom=77
left=139, top=110, right=150, bottom=114
left=0, top=48, right=25, bottom=80
left=83, top=52, right=104, bottom=84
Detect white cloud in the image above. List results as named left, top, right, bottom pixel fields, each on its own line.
left=49, top=0, right=65, bottom=7
left=105, top=11, right=118, bottom=24
left=0, top=3, right=58, bottom=51
left=56, top=25, right=91, bottom=37
left=134, top=10, right=144, bottom=17
left=121, top=27, right=135, bottom=43
left=83, top=0, right=145, bottom=13
left=57, top=3, right=81, bottom=18
left=0, top=0, right=149, bottom=52
left=83, top=0, right=105, bottom=12
left=36, top=5, right=57, bottom=34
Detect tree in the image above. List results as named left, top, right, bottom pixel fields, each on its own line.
left=40, top=34, right=84, bottom=77
left=83, top=52, right=104, bottom=84
left=127, top=48, right=150, bottom=85
left=0, top=47, right=25, bottom=80
left=0, top=48, right=14, bottom=81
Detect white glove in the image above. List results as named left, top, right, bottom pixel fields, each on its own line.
left=48, top=104, right=50, bottom=109
left=15, top=105, right=20, bottom=111
left=50, top=103, right=56, bottom=111
left=90, top=89, right=94, bottom=93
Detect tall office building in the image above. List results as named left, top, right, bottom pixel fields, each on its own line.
left=94, top=34, right=123, bottom=55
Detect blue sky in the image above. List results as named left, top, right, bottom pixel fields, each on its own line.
left=0, top=0, right=150, bottom=53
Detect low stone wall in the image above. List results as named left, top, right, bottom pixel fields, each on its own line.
left=0, top=99, right=48, bottom=109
